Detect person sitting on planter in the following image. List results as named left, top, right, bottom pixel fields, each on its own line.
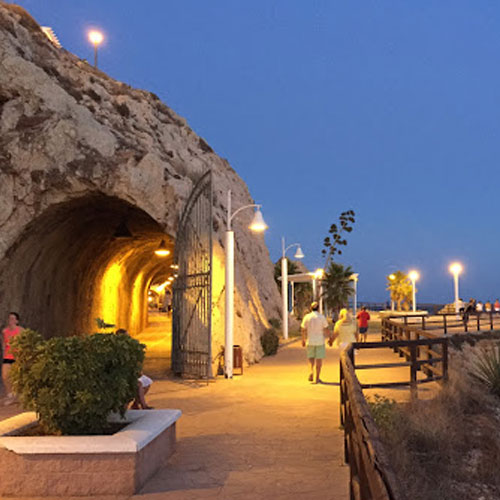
left=115, top=329, right=154, bottom=410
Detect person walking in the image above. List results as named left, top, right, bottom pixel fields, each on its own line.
left=333, top=309, right=358, bottom=350
left=463, top=298, right=476, bottom=325
left=356, top=306, right=371, bottom=342
left=301, top=302, right=331, bottom=384
left=2, top=312, right=23, bottom=405
left=476, top=300, right=484, bottom=316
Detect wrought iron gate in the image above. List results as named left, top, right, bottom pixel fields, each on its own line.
left=172, top=170, right=213, bottom=378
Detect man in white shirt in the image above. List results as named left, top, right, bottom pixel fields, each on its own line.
left=301, top=302, right=332, bottom=384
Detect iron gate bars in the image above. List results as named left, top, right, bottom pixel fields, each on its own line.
left=172, top=170, right=213, bottom=378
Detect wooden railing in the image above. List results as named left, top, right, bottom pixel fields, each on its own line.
left=383, top=312, right=500, bottom=335
left=340, top=332, right=449, bottom=499
left=340, top=345, right=405, bottom=500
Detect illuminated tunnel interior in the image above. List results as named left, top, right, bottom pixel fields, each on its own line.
left=0, top=194, right=175, bottom=341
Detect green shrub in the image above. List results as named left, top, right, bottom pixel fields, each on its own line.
left=10, top=330, right=145, bottom=435
left=268, top=318, right=281, bottom=330
left=261, top=328, right=279, bottom=356
left=472, top=346, right=500, bottom=397
left=367, top=394, right=399, bottom=432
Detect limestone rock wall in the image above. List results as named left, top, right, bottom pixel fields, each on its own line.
left=0, top=4, right=281, bottom=363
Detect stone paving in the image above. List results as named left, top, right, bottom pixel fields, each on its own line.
left=0, top=340, right=350, bottom=500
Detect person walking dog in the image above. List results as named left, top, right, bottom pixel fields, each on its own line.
left=301, top=302, right=331, bottom=384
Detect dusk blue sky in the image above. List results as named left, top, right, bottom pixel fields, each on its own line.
left=14, top=1, right=500, bottom=303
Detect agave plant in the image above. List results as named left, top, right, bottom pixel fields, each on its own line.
left=472, top=346, right=500, bottom=397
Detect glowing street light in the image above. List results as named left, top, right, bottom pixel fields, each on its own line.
left=225, top=190, right=267, bottom=378
left=88, top=30, right=104, bottom=68
left=449, top=262, right=463, bottom=313
left=281, top=238, right=305, bottom=340
left=311, top=268, right=325, bottom=313
left=408, top=270, right=420, bottom=313
left=388, top=273, right=396, bottom=311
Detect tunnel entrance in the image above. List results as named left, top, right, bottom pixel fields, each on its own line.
left=0, top=194, right=174, bottom=351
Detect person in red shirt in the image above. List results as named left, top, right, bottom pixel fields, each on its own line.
left=2, top=312, right=23, bottom=405
left=356, top=306, right=371, bottom=342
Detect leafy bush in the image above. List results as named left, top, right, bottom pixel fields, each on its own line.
left=10, top=330, right=144, bottom=435
left=268, top=318, right=281, bottom=330
left=472, top=345, right=500, bottom=397
left=367, top=394, right=399, bottom=432
left=261, top=328, right=279, bottom=356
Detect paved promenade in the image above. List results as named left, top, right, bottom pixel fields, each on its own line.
left=0, top=340, right=350, bottom=500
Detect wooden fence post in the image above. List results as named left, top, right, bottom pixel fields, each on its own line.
left=443, top=315, right=447, bottom=335
left=477, top=313, right=481, bottom=332
left=410, top=344, right=418, bottom=400
left=490, top=312, right=494, bottom=331
left=442, top=340, right=448, bottom=383
left=421, top=316, right=426, bottom=330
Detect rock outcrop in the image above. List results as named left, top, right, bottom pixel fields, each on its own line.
left=0, top=3, right=281, bottom=363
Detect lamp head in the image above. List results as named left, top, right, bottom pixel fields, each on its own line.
left=249, top=208, right=268, bottom=232
left=408, top=270, right=419, bottom=282
left=388, top=274, right=396, bottom=281
left=88, top=30, right=104, bottom=46
left=294, top=245, right=305, bottom=259
left=351, top=273, right=359, bottom=282
left=314, top=268, right=324, bottom=279
left=154, top=240, right=170, bottom=257
left=449, top=262, right=463, bottom=276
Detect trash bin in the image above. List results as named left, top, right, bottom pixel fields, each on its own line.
left=233, top=345, right=243, bottom=375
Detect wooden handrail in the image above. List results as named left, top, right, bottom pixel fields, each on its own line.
left=340, top=338, right=448, bottom=499
left=340, top=348, right=406, bottom=500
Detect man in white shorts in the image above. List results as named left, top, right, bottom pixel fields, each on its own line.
left=301, top=302, right=332, bottom=384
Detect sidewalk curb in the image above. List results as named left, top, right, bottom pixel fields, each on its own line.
left=279, top=337, right=301, bottom=349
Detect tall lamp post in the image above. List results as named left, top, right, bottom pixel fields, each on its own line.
left=408, top=270, right=419, bottom=313
left=314, top=268, right=324, bottom=313
left=388, top=273, right=396, bottom=311
left=225, top=190, right=268, bottom=378
left=351, top=273, right=359, bottom=317
left=449, top=262, right=463, bottom=313
left=281, top=238, right=304, bottom=340
left=88, top=30, right=104, bottom=68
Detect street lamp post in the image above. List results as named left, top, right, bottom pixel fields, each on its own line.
left=88, top=30, right=104, bottom=68
left=225, top=190, right=267, bottom=378
left=408, top=270, right=419, bottom=313
left=449, top=262, right=463, bottom=313
left=281, top=238, right=304, bottom=340
left=314, top=268, right=324, bottom=313
left=388, top=273, right=396, bottom=311
left=351, top=273, right=359, bottom=317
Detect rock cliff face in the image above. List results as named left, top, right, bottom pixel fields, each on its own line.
left=0, top=3, right=281, bottom=363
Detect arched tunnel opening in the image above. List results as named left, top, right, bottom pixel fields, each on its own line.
left=0, top=194, right=175, bottom=363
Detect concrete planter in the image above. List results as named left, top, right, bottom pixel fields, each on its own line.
left=0, top=409, right=181, bottom=497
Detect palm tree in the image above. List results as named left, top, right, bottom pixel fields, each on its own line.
left=386, top=271, right=413, bottom=311
left=322, top=262, right=354, bottom=316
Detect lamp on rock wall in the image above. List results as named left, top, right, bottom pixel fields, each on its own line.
left=88, top=30, right=104, bottom=68
left=225, top=189, right=268, bottom=378
left=113, top=219, right=132, bottom=239
left=155, top=240, right=170, bottom=257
